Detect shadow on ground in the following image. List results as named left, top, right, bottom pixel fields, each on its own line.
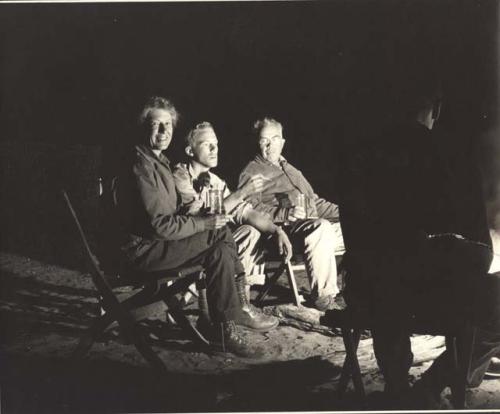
left=0, top=352, right=348, bottom=413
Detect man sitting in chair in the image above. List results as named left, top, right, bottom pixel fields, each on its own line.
left=238, top=117, right=345, bottom=311
left=115, top=96, right=275, bottom=358
left=173, top=121, right=292, bottom=331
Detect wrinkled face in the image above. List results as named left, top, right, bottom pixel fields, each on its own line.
left=145, top=109, right=174, bottom=151
left=190, top=128, right=219, bottom=169
left=258, top=124, right=285, bottom=164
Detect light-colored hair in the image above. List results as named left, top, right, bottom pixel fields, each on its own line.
left=252, top=117, right=283, bottom=139
left=185, top=121, right=215, bottom=147
left=138, top=96, right=179, bottom=127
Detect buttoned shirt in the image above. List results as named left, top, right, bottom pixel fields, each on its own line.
left=173, top=162, right=252, bottom=225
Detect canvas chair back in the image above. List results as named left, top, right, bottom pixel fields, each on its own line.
left=62, top=190, right=132, bottom=317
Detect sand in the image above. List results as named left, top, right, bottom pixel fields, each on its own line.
left=1, top=251, right=499, bottom=412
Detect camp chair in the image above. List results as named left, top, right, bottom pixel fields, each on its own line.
left=256, top=253, right=305, bottom=306
left=322, top=305, right=476, bottom=409
left=256, top=252, right=344, bottom=307
left=62, top=190, right=209, bottom=373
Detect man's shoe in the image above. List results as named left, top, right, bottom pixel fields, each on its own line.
left=313, top=295, right=337, bottom=312
left=485, top=357, right=500, bottom=378
left=218, top=321, right=265, bottom=358
left=235, top=304, right=279, bottom=332
left=235, top=275, right=279, bottom=332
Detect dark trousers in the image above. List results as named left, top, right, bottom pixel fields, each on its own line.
left=131, top=227, right=244, bottom=323
left=351, top=238, right=499, bottom=395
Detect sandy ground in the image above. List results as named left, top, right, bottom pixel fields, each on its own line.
left=1, top=251, right=499, bottom=413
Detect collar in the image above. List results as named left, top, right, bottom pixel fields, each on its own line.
left=187, top=162, right=197, bottom=181
left=182, top=161, right=215, bottom=192
left=135, top=145, right=170, bottom=168
left=184, top=162, right=211, bottom=182
left=255, top=154, right=287, bottom=168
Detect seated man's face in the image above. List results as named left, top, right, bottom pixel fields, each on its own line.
left=258, top=124, right=285, bottom=164
left=146, top=109, right=174, bottom=151
left=191, top=129, right=219, bottom=169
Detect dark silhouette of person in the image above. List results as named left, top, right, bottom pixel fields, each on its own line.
left=342, top=79, right=500, bottom=408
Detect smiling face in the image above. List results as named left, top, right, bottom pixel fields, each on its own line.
left=188, top=128, right=219, bottom=170
left=258, top=123, right=285, bottom=164
left=145, top=108, right=174, bottom=152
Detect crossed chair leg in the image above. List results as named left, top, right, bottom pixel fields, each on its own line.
left=72, top=275, right=211, bottom=373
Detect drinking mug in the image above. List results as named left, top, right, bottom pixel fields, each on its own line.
left=207, top=189, right=224, bottom=214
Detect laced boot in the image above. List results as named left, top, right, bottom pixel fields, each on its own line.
left=234, top=275, right=279, bottom=332
left=218, top=321, right=265, bottom=358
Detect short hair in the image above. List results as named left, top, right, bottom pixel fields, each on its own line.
left=252, top=117, right=283, bottom=139
left=138, top=96, right=179, bottom=127
left=185, top=121, right=215, bottom=147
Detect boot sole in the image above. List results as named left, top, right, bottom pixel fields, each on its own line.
left=237, top=318, right=279, bottom=333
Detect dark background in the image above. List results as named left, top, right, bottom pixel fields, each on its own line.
left=0, top=0, right=499, bottom=267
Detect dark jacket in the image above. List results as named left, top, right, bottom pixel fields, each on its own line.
left=116, top=145, right=206, bottom=261
left=360, top=122, right=492, bottom=251
left=238, top=155, right=339, bottom=223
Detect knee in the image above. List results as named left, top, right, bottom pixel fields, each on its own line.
left=316, top=218, right=333, bottom=229
left=208, top=239, right=235, bottom=267
left=214, top=225, right=233, bottom=240
left=309, top=218, right=336, bottom=240
left=212, top=226, right=238, bottom=248
left=235, top=225, right=261, bottom=244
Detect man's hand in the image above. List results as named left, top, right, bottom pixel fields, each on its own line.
left=241, top=175, right=268, bottom=199
left=203, top=214, right=231, bottom=230
left=185, top=199, right=204, bottom=216
left=289, top=206, right=306, bottom=221
left=275, top=227, right=293, bottom=262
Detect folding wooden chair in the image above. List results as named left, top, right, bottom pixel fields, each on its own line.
left=62, top=190, right=210, bottom=373
left=322, top=306, right=476, bottom=409
left=256, top=253, right=344, bottom=307
left=256, top=254, right=305, bottom=306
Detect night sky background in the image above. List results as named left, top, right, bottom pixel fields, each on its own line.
left=0, top=0, right=499, bottom=264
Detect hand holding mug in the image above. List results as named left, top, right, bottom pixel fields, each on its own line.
left=289, top=205, right=306, bottom=221
left=185, top=199, right=204, bottom=216
left=203, top=214, right=231, bottom=230
left=241, top=175, right=267, bottom=198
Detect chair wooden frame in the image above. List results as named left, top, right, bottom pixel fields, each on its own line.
left=257, top=254, right=344, bottom=307
left=322, top=309, right=476, bottom=409
left=256, top=257, right=304, bottom=306
left=63, top=191, right=209, bottom=373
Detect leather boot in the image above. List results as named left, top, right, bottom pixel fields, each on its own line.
left=234, top=275, right=279, bottom=332
left=218, top=321, right=265, bottom=358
